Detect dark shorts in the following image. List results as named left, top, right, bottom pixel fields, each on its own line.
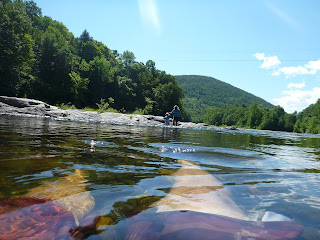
left=173, top=116, right=180, bottom=121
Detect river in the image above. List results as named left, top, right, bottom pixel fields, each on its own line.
left=0, top=115, right=319, bottom=239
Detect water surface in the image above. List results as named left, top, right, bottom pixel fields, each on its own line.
left=0, top=115, right=320, bottom=239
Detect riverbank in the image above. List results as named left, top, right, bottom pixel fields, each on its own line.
left=0, top=96, right=232, bottom=131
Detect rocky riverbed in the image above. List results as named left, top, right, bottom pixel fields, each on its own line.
left=0, top=96, right=234, bottom=131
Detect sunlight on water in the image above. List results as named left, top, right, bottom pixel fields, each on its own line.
left=0, top=115, right=320, bottom=239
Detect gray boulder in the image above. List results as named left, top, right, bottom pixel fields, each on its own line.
left=0, top=96, right=65, bottom=118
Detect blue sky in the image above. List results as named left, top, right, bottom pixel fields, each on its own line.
left=33, top=0, right=320, bottom=113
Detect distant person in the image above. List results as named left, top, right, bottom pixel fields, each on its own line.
left=171, top=105, right=183, bottom=126
left=163, top=112, right=171, bottom=125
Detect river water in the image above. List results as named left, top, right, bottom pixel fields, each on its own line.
left=0, top=115, right=320, bottom=239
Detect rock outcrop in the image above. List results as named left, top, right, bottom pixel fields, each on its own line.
left=0, top=96, right=168, bottom=127
left=0, top=96, right=233, bottom=131
left=0, top=96, right=65, bottom=118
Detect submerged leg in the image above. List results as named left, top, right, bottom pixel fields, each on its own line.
left=152, top=160, right=248, bottom=220
left=69, top=160, right=303, bottom=239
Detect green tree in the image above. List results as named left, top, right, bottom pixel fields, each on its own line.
left=37, top=26, right=73, bottom=102
left=79, top=29, right=93, bottom=45
left=114, top=76, right=136, bottom=111
left=246, top=103, right=264, bottom=128
left=283, top=112, right=297, bottom=132
left=0, top=0, right=35, bottom=96
left=293, top=99, right=320, bottom=133
left=293, top=119, right=303, bottom=133
left=259, top=106, right=286, bottom=131
left=69, top=71, right=89, bottom=107
left=80, top=41, right=101, bottom=62
left=146, top=60, right=156, bottom=73
left=204, top=108, right=224, bottom=126
left=153, top=82, right=184, bottom=116
left=128, top=63, right=151, bottom=109
left=24, top=0, right=42, bottom=29
left=121, top=50, right=136, bottom=68
left=305, top=117, right=320, bottom=134
left=86, top=56, right=113, bottom=106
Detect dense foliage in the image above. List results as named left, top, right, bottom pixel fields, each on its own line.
left=175, top=75, right=273, bottom=122
left=294, top=99, right=320, bottom=134
left=0, top=0, right=184, bottom=116
left=204, top=101, right=320, bottom=134
left=204, top=103, right=296, bottom=132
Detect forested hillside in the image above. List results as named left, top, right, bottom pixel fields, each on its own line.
left=0, top=0, right=184, bottom=116
left=175, top=75, right=273, bottom=122
left=294, top=99, right=320, bottom=134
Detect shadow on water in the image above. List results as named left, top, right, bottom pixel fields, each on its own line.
left=0, top=115, right=320, bottom=239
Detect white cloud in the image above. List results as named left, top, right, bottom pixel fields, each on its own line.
left=305, top=60, right=320, bottom=71
left=273, top=87, right=320, bottom=113
left=288, top=80, right=305, bottom=89
left=272, top=71, right=280, bottom=76
left=254, top=55, right=320, bottom=77
left=273, top=60, right=320, bottom=77
left=277, top=66, right=314, bottom=77
left=138, top=0, right=161, bottom=34
left=253, top=53, right=281, bottom=69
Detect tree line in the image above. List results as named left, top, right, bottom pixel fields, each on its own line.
left=204, top=100, right=320, bottom=134
left=0, top=0, right=184, bottom=116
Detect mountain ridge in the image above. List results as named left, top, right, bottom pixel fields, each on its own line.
left=175, top=75, right=273, bottom=122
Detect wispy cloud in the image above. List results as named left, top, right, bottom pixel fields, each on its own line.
left=253, top=53, right=281, bottom=69
left=265, top=2, right=301, bottom=29
left=273, top=87, right=320, bottom=113
left=288, top=80, right=305, bottom=89
left=138, top=0, right=161, bottom=34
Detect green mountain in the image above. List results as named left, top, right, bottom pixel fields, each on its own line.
left=175, top=75, right=274, bottom=122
